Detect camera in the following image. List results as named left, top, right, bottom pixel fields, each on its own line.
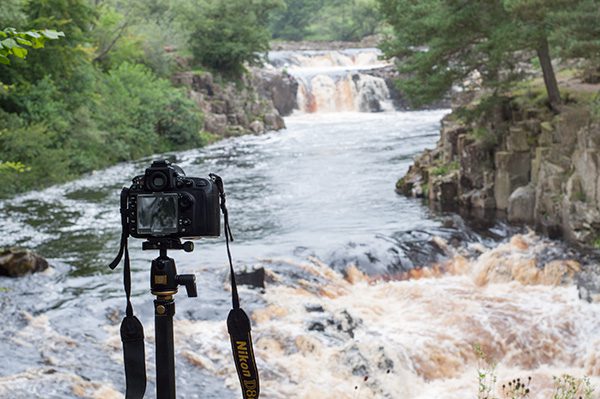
left=126, top=160, right=220, bottom=238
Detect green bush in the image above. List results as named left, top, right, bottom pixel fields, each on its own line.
left=0, top=61, right=204, bottom=197
left=187, top=0, right=278, bottom=76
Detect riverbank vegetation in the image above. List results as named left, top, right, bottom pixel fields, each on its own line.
left=0, top=0, right=278, bottom=198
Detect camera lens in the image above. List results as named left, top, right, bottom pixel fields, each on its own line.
left=148, top=171, right=168, bottom=191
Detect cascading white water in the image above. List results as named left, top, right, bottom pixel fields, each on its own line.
left=268, top=49, right=395, bottom=113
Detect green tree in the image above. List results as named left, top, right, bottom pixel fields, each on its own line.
left=187, top=0, right=282, bottom=76
left=312, top=0, right=381, bottom=41
left=270, top=0, right=323, bottom=40
left=502, top=0, right=571, bottom=108
left=378, top=0, right=580, bottom=109
left=551, top=0, right=600, bottom=83
left=379, top=0, right=519, bottom=106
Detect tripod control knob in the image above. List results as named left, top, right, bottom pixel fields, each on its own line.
left=176, top=274, right=197, bottom=297
left=182, top=241, right=194, bottom=252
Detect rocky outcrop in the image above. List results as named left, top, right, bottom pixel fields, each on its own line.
left=253, top=69, right=298, bottom=116
left=398, top=92, right=600, bottom=248
left=0, top=248, right=49, bottom=277
left=172, top=69, right=295, bottom=137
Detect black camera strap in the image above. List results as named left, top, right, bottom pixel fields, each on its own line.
left=210, top=174, right=260, bottom=399
left=108, top=188, right=147, bottom=399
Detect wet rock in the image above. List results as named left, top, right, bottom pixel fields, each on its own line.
left=334, top=310, right=361, bottom=338
left=204, top=114, right=228, bottom=135
left=308, top=321, right=326, bottom=332
left=263, top=112, right=286, bottom=131
left=259, top=72, right=298, bottom=116
left=249, top=120, right=265, bottom=134
left=508, top=185, right=535, bottom=224
left=305, top=304, right=325, bottom=313
left=577, top=263, right=600, bottom=303
left=0, top=248, right=49, bottom=277
left=235, top=267, right=265, bottom=288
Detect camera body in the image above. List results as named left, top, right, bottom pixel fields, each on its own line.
left=127, top=160, right=220, bottom=239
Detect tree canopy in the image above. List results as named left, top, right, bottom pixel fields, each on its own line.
left=186, top=0, right=281, bottom=76
left=379, top=0, right=600, bottom=108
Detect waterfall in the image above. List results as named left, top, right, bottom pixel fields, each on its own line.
left=268, top=48, right=395, bottom=113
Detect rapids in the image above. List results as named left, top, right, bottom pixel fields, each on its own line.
left=0, top=48, right=599, bottom=399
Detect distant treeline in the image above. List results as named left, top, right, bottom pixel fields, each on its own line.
left=269, top=0, right=384, bottom=42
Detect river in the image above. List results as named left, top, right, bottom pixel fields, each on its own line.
left=0, top=49, right=599, bottom=399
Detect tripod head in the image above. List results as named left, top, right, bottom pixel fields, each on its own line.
left=144, top=238, right=197, bottom=299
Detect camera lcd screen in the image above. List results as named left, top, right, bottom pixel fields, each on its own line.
left=137, top=193, right=178, bottom=235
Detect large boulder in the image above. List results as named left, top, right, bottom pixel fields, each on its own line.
left=263, top=112, right=286, bottom=131
left=508, top=185, right=535, bottom=223
left=253, top=69, right=299, bottom=117
left=0, top=248, right=49, bottom=277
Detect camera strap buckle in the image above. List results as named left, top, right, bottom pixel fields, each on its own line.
left=210, top=173, right=260, bottom=399
left=108, top=188, right=147, bottom=399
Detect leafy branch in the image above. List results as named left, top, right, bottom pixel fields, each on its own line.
left=0, top=27, right=64, bottom=65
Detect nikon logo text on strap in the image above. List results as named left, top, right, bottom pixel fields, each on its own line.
left=108, top=161, right=259, bottom=399
left=211, top=173, right=261, bottom=399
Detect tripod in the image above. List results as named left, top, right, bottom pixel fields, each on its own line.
left=143, top=238, right=197, bottom=399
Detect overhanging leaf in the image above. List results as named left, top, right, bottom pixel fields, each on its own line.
left=0, top=54, right=10, bottom=65
left=15, top=37, right=33, bottom=47
left=12, top=47, right=28, bottom=59
left=25, top=31, right=41, bottom=39
left=41, top=30, right=64, bottom=40
left=1, top=38, right=17, bottom=49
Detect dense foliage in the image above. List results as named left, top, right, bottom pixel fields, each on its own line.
left=0, top=0, right=279, bottom=197
left=187, top=0, right=280, bottom=76
left=269, top=0, right=383, bottom=42
left=378, top=0, right=600, bottom=107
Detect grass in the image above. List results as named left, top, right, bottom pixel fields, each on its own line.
left=430, top=161, right=459, bottom=177
left=474, top=344, right=595, bottom=399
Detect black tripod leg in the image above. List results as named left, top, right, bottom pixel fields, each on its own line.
left=155, top=298, right=176, bottom=399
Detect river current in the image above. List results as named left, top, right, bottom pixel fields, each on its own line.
left=1, top=49, right=600, bottom=399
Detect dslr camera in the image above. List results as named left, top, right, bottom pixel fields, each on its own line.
left=126, top=160, right=220, bottom=238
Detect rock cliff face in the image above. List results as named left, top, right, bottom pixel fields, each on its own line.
left=398, top=93, right=600, bottom=247
left=172, top=69, right=297, bottom=137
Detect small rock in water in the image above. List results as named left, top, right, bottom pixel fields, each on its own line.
left=235, top=267, right=266, bottom=288
left=0, top=248, right=49, bottom=277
